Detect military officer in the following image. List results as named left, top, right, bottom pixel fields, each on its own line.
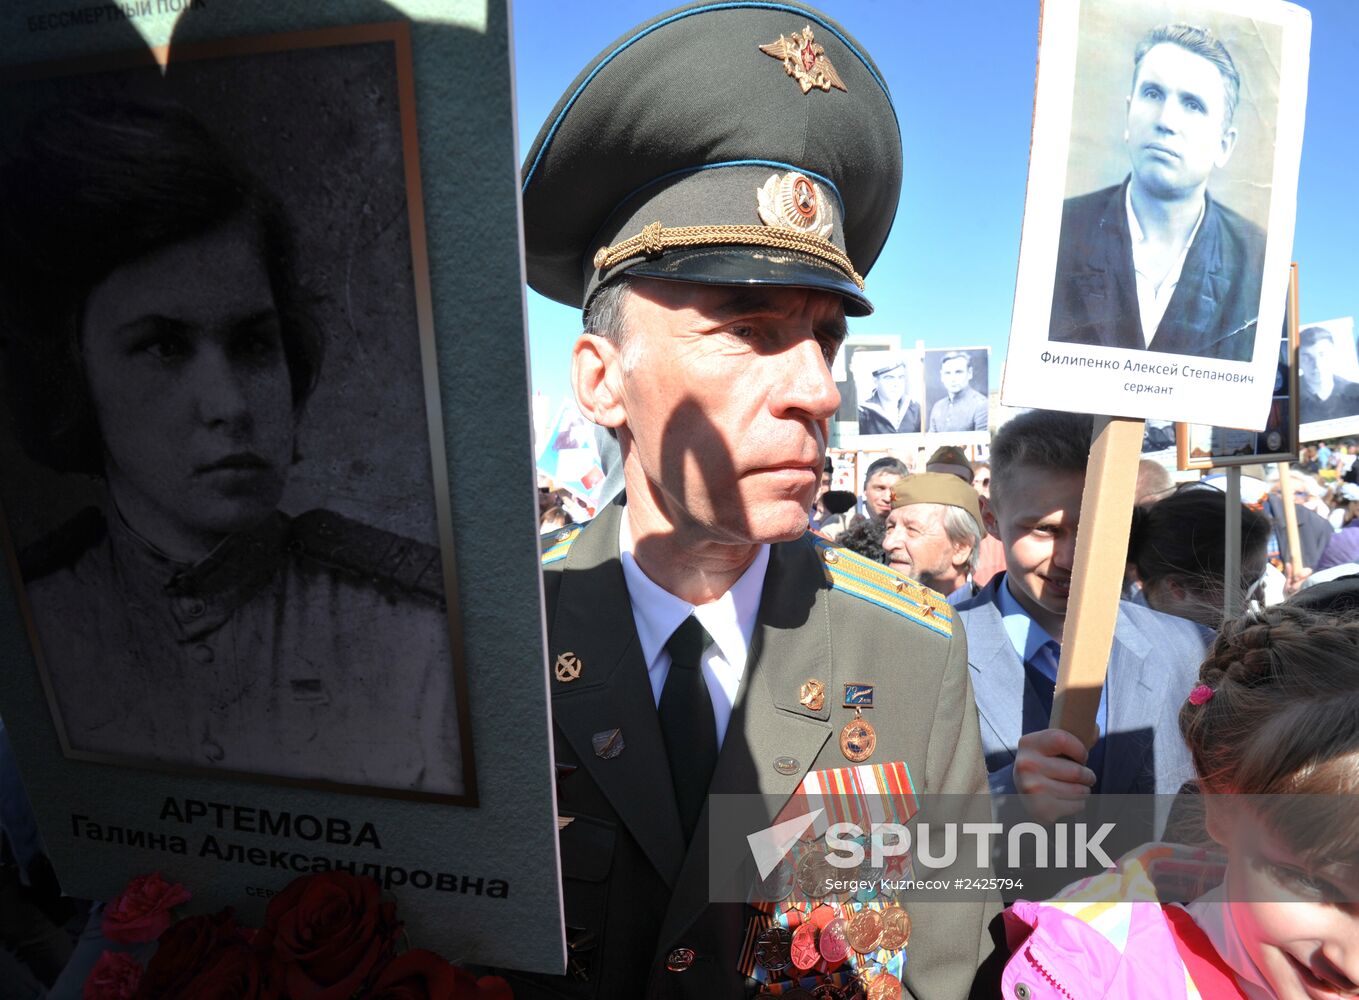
left=516, top=3, right=998, bottom=997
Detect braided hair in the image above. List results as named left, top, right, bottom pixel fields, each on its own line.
left=1181, top=604, right=1359, bottom=868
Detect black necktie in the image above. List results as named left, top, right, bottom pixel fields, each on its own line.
left=658, top=615, right=718, bottom=843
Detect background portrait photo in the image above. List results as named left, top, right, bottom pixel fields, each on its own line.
left=832, top=335, right=900, bottom=425
left=923, top=347, right=990, bottom=436
left=847, top=348, right=925, bottom=443
left=1004, top=0, right=1310, bottom=429
left=1298, top=316, right=1359, bottom=441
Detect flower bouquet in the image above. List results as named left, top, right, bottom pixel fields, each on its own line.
left=84, top=870, right=512, bottom=999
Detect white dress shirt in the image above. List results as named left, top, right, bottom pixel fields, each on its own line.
left=618, top=515, right=769, bottom=752
left=1127, top=185, right=1205, bottom=347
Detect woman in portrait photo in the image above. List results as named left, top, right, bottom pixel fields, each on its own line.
left=0, top=99, right=464, bottom=796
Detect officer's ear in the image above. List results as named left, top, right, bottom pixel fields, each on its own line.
left=572, top=333, right=627, bottom=429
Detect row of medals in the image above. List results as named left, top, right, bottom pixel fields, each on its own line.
left=752, top=836, right=911, bottom=1000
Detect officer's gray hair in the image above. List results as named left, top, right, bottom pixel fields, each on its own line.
left=584, top=278, right=634, bottom=346
left=941, top=505, right=982, bottom=574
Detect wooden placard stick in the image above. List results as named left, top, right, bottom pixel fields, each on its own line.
left=1049, top=415, right=1146, bottom=747
left=1277, top=462, right=1305, bottom=575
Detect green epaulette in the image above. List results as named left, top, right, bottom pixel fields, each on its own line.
left=540, top=525, right=582, bottom=566
left=290, top=509, right=445, bottom=605
left=809, top=535, right=954, bottom=638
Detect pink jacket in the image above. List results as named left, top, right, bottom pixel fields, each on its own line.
left=1001, top=843, right=1245, bottom=999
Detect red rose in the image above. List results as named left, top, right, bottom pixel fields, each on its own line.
left=367, top=954, right=514, bottom=1000
left=82, top=951, right=142, bottom=1000
left=135, top=909, right=270, bottom=999
left=258, top=871, right=400, bottom=999
left=101, top=873, right=191, bottom=944
left=365, top=950, right=455, bottom=1000
left=161, top=941, right=274, bottom=1000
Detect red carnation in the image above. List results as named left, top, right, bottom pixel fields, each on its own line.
left=82, top=951, right=142, bottom=1000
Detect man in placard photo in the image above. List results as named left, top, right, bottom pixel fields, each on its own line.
left=1048, top=22, right=1266, bottom=362
left=1299, top=323, right=1359, bottom=425
left=856, top=357, right=921, bottom=434
left=927, top=349, right=988, bottom=432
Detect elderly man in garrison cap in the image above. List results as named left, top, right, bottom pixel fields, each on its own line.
left=883, top=473, right=985, bottom=604
left=517, top=3, right=998, bottom=998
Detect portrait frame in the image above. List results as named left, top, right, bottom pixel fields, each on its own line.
left=841, top=346, right=928, bottom=449
left=0, top=1, right=565, bottom=975
left=1296, top=313, right=1359, bottom=443
left=1002, top=0, right=1311, bottom=430
left=1176, top=263, right=1300, bottom=469
left=922, top=346, right=990, bottom=441
left=0, top=22, right=476, bottom=806
left=832, top=334, right=901, bottom=436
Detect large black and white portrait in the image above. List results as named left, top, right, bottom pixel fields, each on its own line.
left=1003, top=0, right=1309, bottom=431
left=1299, top=317, right=1359, bottom=440
left=1049, top=8, right=1280, bottom=362
left=0, top=26, right=474, bottom=802
left=923, top=348, right=989, bottom=433
left=850, top=349, right=923, bottom=438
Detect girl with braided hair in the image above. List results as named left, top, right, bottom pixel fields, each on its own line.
left=1001, top=603, right=1359, bottom=999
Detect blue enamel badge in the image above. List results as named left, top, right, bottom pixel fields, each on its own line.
left=842, top=683, right=874, bottom=708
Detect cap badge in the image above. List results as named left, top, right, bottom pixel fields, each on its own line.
left=757, top=172, right=833, bottom=240
left=759, top=26, right=847, bottom=95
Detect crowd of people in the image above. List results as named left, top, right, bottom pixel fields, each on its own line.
left=529, top=408, right=1359, bottom=999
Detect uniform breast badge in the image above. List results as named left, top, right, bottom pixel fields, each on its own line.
left=554, top=651, right=583, bottom=682
left=839, top=683, right=876, bottom=763
left=591, top=728, right=624, bottom=759
left=799, top=677, right=826, bottom=711
left=758, top=26, right=847, bottom=94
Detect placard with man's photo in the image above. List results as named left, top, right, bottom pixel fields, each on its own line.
left=842, top=347, right=927, bottom=447
left=831, top=334, right=901, bottom=427
left=1003, top=0, right=1311, bottom=429
left=922, top=347, right=990, bottom=438
left=1298, top=316, right=1359, bottom=442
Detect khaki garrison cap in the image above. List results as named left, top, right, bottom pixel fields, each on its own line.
left=520, top=1, right=903, bottom=317
left=891, top=473, right=983, bottom=534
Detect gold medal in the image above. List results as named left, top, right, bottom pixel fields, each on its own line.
left=877, top=905, right=912, bottom=950
left=799, top=678, right=826, bottom=711
left=845, top=909, right=883, bottom=954
left=839, top=708, right=876, bottom=763
left=866, top=972, right=902, bottom=1000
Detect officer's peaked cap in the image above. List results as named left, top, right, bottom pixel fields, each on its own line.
left=521, top=1, right=902, bottom=317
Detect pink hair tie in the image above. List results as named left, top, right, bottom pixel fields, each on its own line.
left=1188, top=684, right=1215, bottom=706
